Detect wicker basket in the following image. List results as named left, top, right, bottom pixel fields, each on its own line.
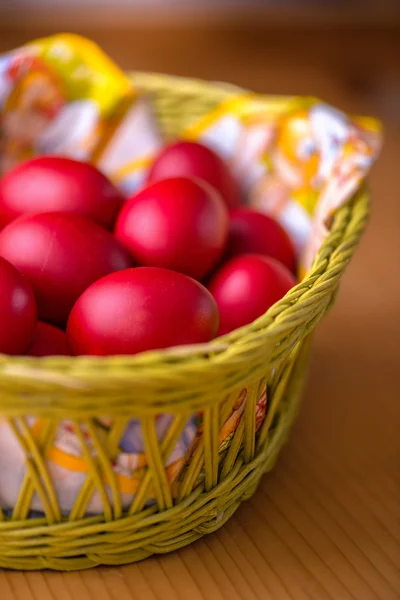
left=0, top=73, right=370, bottom=571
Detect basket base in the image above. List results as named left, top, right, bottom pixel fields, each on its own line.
left=0, top=339, right=310, bottom=572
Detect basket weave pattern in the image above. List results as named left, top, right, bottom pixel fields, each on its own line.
left=0, top=75, right=370, bottom=570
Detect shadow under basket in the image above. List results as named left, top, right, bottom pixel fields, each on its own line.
left=0, top=75, right=370, bottom=571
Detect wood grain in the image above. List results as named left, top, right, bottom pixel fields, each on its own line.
left=0, top=17, right=399, bottom=599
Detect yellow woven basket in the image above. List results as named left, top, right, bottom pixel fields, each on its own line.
left=0, top=73, right=370, bottom=571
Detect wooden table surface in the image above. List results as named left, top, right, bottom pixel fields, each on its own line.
left=0, top=14, right=399, bottom=600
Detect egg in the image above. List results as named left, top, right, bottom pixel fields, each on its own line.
left=26, top=322, right=71, bottom=357
left=0, top=156, right=123, bottom=229
left=67, top=267, right=219, bottom=356
left=227, top=208, right=297, bottom=272
left=147, top=140, right=241, bottom=208
left=115, top=177, right=228, bottom=280
left=208, top=254, right=296, bottom=334
left=0, top=257, right=37, bottom=355
left=0, top=213, right=131, bottom=325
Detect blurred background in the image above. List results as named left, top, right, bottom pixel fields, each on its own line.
left=1, top=1, right=400, bottom=122
left=0, top=2, right=398, bottom=95
left=0, top=2, right=399, bottom=596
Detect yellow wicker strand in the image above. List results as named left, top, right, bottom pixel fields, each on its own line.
left=105, top=418, right=131, bottom=459
left=176, top=441, right=207, bottom=502
left=140, top=417, right=173, bottom=511
left=203, top=405, right=220, bottom=491
left=71, top=422, right=113, bottom=521
left=219, top=420, right=245, bottom=481
left=16, top=419, right=62, bottom=522
left=83, top=420, right=122, bottom=519
left=269, top=354, right=290, bottom=399
left=219, top=388, right=243, bottom=423
left=8, top=419, right=58, bottom=523
left=8, top=418, right=56, bottom=522
left=178, top=388, right=237, bottom=497
left=68, top=477, right=98, bottom=522
left=257, top=340, right=306, bottom=452
left=128, top=413, right=190, bottom=515
left=9, top=458, right=37, bottom=521
left=243, top=382, right=260, bottom=463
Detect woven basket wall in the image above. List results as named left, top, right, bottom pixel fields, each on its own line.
left=0, top=73, right=370, bottom=571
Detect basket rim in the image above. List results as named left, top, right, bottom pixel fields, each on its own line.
left=0, top=184, right=370, bottom=382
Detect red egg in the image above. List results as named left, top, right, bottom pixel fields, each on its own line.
left=26, top=322, right=71, bottom=357
left=208, top=254, right=296, bottom=334
left=0, top=156, right=123, bottom=229
left=115, top=177, right=228, bottom=280
left=0, top=213, right=131, bottom=325
left=67, top=267, right=219, bottom=356
left=0, top=257, right=37, bottom=355
left=227, top=208, right=297, bottom=273
left=147, top=140, right=241, bottom=209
